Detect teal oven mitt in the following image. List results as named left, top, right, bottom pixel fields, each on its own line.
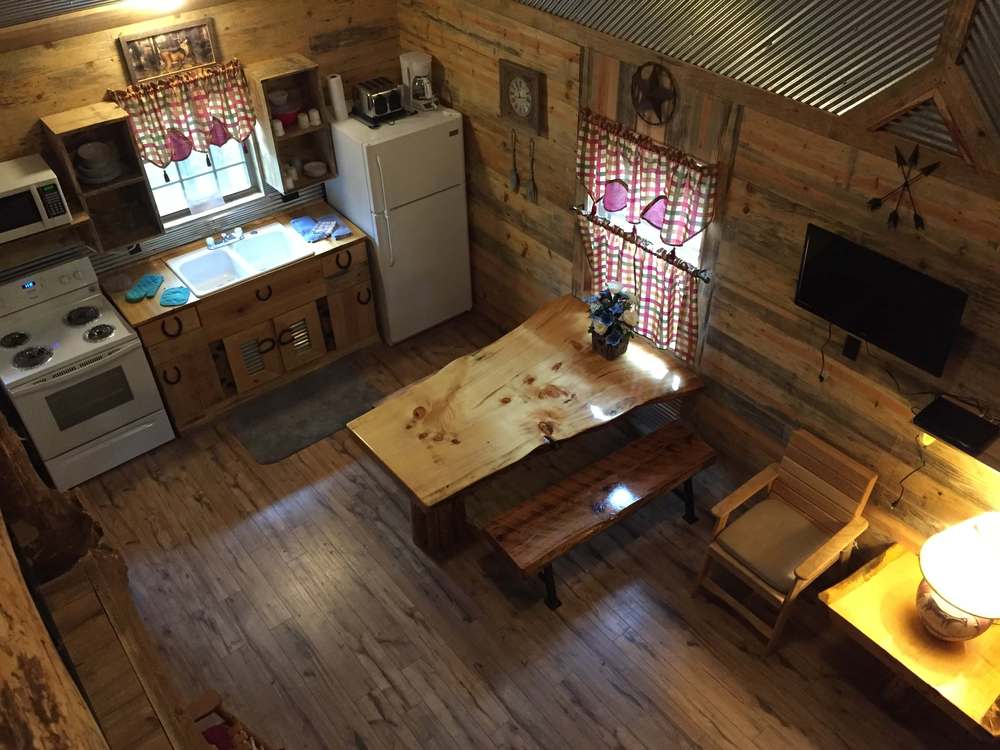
left=159, top=287, right=190, bottom=307
left=125, top=274, right=164, bottom=303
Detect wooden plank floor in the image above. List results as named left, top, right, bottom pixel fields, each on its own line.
left=74, top=312, right=981, bottom=749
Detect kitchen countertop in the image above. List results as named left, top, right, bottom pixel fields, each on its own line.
left=102, top=201, right=367, bottom=328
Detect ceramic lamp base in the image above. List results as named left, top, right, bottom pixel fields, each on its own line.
left=916, top=578, right=993, bottom=641
left=591, top=332, right=629, bottom=360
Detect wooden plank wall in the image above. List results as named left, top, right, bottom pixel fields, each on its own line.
left=0, top=0, right=400, bottom=161
left=398, top=0, right=579, bottom=327
left=568, top=49, right=1000, bottom=545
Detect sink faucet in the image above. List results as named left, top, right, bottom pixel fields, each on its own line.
left=207, top=227, right=244, bottom=249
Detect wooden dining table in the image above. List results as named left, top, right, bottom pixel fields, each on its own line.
left=348, top=295, right=704, bottom=556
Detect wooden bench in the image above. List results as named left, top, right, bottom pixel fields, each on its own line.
left=485, top=423, right=717, bottom=609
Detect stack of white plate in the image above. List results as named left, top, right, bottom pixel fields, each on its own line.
left=75, top=141, right=123, bottom=186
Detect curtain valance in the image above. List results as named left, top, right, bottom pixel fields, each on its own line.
left=108, top=60, right=256, bottom=168
left=576, top=108, right=717, bottom=246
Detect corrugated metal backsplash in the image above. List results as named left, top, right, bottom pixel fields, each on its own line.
left=0, top=0, right=117, bottom=28
left=882, top=101, right=960, bottom=156
left=961, top=0, right=1000, bottom=135
left=518, top=0, right=950, bottom=115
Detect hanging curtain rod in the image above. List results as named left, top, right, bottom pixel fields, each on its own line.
left=572, top=205, right=712, bottom=283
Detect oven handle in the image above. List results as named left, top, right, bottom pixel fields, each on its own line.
left=10, top=339, right=143, bottom=397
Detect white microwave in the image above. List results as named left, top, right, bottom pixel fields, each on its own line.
left=0, top=154, right=71, bottom=244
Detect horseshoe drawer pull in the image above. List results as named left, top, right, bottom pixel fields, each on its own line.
left=255, top=285, right=273, bottom=302
left=277, top=328, right=294, bottom=346
left=356, top=288, right=372, bottom=305
left=162, top=366, right=182, bottom=385
left=335, top=249, right=353, bottom=270
left=160, top=316, right=183, bottom=338
left=257, top=337, right=276, bottom=354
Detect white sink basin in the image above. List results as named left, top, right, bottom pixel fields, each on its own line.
left=166, top=223, right=313, bottom=297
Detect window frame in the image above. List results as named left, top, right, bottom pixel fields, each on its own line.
left=144, top=137, right=265, bottom=226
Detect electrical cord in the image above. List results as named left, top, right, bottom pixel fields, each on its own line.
left=817, top=322, right=833, bottom=383
left=891, top=435, right=926, bottom=510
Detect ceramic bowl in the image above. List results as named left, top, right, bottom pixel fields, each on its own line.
left=267, top=89, right=289, bottom=108
left=303, top=161, right=328, bottom=178
left=76, top=141, right=114, bottom=166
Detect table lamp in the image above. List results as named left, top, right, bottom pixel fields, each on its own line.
left=917, top=512, right=1000, bottom=641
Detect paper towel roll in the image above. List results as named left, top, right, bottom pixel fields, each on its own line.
left=327, top=74, right=349, bottom=121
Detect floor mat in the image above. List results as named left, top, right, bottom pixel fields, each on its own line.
left=226, top=355, right=382, bottom=464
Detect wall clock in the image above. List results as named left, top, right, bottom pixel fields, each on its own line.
left=499, top=59, right=545, bottom=134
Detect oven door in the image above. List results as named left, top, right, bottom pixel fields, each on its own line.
left=9, top=339, right=166, bottom=460
left=0, top=186, right=47, bottom=243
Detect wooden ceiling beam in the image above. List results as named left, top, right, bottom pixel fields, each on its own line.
left=936, top=64, right=1000, bottom=173
left=468, top=0, right=1000, bottom=200
left=935, top=0, right=980, bottom=65
left=0, top=0, right=240, bottom=54
left=842, top=65, right=943, bottom=131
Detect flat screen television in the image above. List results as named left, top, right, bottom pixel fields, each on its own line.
left=795, top=224, right=968, bottom=377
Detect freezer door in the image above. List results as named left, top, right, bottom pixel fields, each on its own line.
left=367, top=118, right=465, bottom=213
left=372, top=183, right=472, bottom=344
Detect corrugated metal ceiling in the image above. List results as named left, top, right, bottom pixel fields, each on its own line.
left=518, top=0, right=951, bottom=115
left=961, top=0, right=1000, bottom=134
left=881, top=101, right=960, bottom=156
left=0, top=0, right=117, bottom=28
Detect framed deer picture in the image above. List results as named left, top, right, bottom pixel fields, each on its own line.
left=118, top=19, right=220, bottom=84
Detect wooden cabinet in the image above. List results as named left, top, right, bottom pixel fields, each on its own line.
left=147, top=329, right=226, bottom=429
left=136, top=307, right=201, bottom=348
left=222, top=320, right=286, bottom=394
left=41, top=102, right=162, bottom=252
left=274, top=301, right=326, bottom=371
left=245, top=54, right=336, bottom=195
left=327, top=274, right=378, bottom=351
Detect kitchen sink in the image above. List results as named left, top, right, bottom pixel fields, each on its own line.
left=166, top=223, right=313, bottom=297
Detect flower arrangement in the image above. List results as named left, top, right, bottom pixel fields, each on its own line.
left=587, top=283, right=639, bottom=359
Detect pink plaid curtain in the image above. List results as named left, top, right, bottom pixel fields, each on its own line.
left=577, top=215, right=700, bottom=362
left=109, top=60, right=256, bottom=168
left=577, top=109, right=717, bottom=246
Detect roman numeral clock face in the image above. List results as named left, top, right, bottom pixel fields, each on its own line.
left=508, top=76, right=532, bottom=118
left=499, top=60, right=543, bottom=134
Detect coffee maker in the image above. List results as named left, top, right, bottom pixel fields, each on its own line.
left=400, top=51, right=438, bottom=112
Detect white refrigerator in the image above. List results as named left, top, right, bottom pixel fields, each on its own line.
left=324, top=108, right=472, bottom=345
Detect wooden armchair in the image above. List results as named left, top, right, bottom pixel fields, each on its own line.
left=695, top=429, right=877, bottom=653
left=189, top=690, right=281, bottom=750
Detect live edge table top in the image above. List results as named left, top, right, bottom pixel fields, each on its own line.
left=348, top=295, right=703, bottom=509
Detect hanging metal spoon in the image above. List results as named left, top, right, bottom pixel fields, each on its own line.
left=509, top=129, right=520, bottom=193
left=525, top=138, right=538, bottom=203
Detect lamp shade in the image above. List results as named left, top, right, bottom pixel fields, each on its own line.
left=919, top=512, right=1000, bottom=620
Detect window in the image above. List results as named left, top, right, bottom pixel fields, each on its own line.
left=591, top=197, right=705, bottom=267
left=143, top=138, right=262, bottom=223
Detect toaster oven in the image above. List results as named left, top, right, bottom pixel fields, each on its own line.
left=354, top=78, right=404, bottom=120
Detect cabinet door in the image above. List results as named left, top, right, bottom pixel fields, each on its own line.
left=150, top=332, right=226, bottom=429
left=327, top=279, right=378, bottom=352
left=273, top=300, right=326, bottom=372
left=222, top=320, right=285, bottom=393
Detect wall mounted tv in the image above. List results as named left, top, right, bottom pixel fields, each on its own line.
left=795, top=224, right=968, bottom=377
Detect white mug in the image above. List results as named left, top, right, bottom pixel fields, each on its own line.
left=308, top=108, right=322, bottom=126
left=271, top=118, right=284, bottom=137
left=297, top=112, right=310, bottom=130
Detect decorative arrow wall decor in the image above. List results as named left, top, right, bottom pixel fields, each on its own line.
left=867, top=145, right=940, bottom=230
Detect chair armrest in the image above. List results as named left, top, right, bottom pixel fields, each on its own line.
left=710, top=463, right=780, bottom=529
left=186, top=689, right=222, bottom=721
left=794, top=517, right=869, bottom=582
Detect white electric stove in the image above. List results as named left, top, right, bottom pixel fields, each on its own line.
left=0, top=256, right=173, bottom=490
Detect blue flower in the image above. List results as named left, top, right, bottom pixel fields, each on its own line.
left=606, top=327, right=624, bottom=347
left=596, top=309, right=615, bottom=327
left=610, top=302, right=624, bottom=316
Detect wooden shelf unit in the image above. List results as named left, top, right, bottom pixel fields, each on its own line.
left=245, top=54, right=337, bottom=194
left=41, top=102, right=162, bottom=252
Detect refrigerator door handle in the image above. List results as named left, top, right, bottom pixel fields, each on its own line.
left=375, top=155, right=396, bottom=267
left=376, top=210, right=396, bottom=267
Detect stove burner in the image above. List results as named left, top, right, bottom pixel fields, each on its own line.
left=1, top=332, right=29, bottom=349
left=65, top=306, right=100, bottom=327
left=12, top=346, right=54, bottom=370
left=85, top=323, right=115, bottom=342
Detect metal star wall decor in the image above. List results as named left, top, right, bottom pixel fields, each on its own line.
left=630, top=62, right=678, bottom=126
left=867, top=145, right=940, bottom=230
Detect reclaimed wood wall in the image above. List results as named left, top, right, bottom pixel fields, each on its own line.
left=398, top=0, right=579, bottom=327
left=0, top=0, right=399, bottom=161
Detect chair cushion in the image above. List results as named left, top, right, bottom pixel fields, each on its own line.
left=716, top=497, right=833, bottom=594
